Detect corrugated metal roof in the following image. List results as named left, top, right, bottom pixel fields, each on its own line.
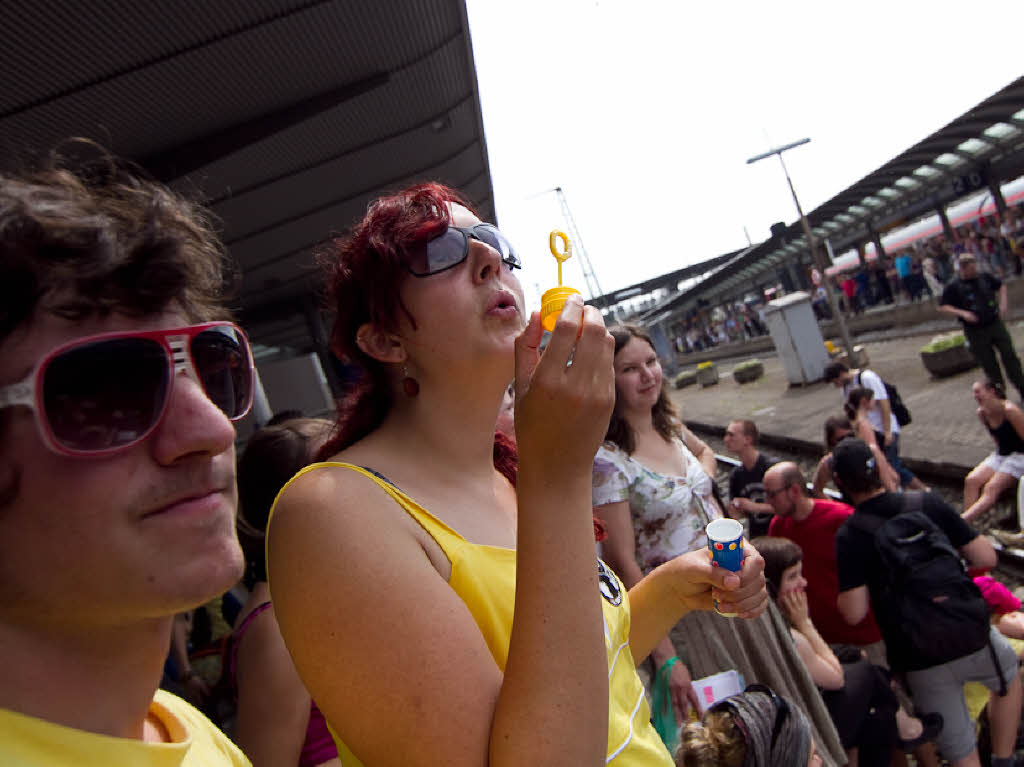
left=661, top=76, right=1024, bottom=313
left=0, top=0, right=494, bottom=352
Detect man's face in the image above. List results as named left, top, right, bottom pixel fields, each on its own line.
left=762, top=471, right=794, bottom=516
left=722, top=421, right=747, bottom=454
left=0, top=309, right=243, bottom=631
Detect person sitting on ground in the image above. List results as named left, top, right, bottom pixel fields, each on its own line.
left=594, top=325, right=845, bottom=765
left=811, top=416, right=854, bottom=500
left=0, top=151, right=251, bottom=764
left=228, top=418, right=339, bottom=767
left=678, top=686, right=821, bottom=767
left=761, top=461, right=947, bottom=767
left=265, top=183, right=769, bottom=767
left=844, top=387, right=901, bottom=491
left=833, top=438, right=1023, bottom=767
left=825, top=360, right=926, bottom=490
left=962, top=379, right=1024, bottom=524
left=754, top=535, right=941, bottom=766
left=722, top=419, right=779, bottom=538
left=762, top=463, right=881, bottom=651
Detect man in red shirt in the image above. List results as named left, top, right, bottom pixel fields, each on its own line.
left=763, top=462, right=884, bottom=656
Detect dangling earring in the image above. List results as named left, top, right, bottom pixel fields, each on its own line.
left=401, top=363, right=420, bottom=398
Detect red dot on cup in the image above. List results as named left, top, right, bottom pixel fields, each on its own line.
left=715, top=542, right=723, bottom=550
left=712, top=561, right=719, bottom=567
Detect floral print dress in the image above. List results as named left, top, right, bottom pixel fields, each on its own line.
left=592, top=439, right=719, bottom=573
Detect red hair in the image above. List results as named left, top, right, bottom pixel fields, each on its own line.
left=316, top=183, right=476, bottom=460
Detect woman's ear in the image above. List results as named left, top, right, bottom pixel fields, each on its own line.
left=355, top=323, right=406, bottom=364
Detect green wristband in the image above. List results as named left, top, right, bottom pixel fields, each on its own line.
left=657, top=655, right=680, bottom=679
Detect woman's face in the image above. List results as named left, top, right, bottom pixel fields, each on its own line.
left=973, top=381, right=996, bottom=405
left=395, top=204, right=525, bottom=376
left=778, top=561, right=807, bottom=598
left=858, top=394, right=874, bottom=412
left=829, top=428, right=852, bottom=449
left=613, top=336, right=662, bottom=413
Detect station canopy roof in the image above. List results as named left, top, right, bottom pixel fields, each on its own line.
left=635, top=74, right=1024, bottom=320
left=0, top=0, right=495, bottom=355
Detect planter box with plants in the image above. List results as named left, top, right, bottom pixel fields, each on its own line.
left=920, top=333, right=977, bottom=378
left=696, top=361, right=719, bottom=387
left=674, top=370, right=697, bottom=389
left=732, top=359, right=764, bottom=384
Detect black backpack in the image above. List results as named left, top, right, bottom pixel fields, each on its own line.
left=856, top=371, right=912, bottom=427
left=848, top=493, right=992, bottom=671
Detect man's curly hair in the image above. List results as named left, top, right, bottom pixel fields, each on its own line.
left=0, top=144, right=230, bottom=345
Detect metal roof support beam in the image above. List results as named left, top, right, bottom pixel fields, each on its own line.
left=866, top=220, right=886, bottom=261
left=988, top=172, right=1008, bottom=216
left=935, top=200, right=955, bottom=241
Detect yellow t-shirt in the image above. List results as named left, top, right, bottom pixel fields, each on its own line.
left=270, top=462, right=673, bottom=766
left=0, top=689, right=250, bottom=767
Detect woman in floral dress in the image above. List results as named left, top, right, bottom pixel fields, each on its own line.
left=593, top=325, right=843, bottom=767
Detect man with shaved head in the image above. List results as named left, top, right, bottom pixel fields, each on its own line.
left=762, top=462, right=883, bottom=653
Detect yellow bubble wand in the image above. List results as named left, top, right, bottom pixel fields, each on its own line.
left=540, top=230, right=582, bottom=331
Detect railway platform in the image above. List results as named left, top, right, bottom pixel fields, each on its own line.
left=671, top=304, right=1024, bottom=483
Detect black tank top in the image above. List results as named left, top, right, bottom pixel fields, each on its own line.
left=987, top=415, right=1024, bottom=456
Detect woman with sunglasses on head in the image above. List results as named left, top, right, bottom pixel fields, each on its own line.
left=593, top=325, right=844, bottom=766
left=265, top=184, right=768, bottom=767
left=227, top=418, right=339, bottom=767
left=679, top=686, right=822, bottom=767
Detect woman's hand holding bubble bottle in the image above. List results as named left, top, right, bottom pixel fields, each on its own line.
left=540, top=230, right=582, bottom=332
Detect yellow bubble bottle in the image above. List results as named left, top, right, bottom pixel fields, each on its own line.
left=540, top=230, right=582, bottom=332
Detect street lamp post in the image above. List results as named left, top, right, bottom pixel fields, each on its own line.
left=747, top=138, right=857, bottom=364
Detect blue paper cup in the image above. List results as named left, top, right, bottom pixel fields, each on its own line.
left=706, top=518, right=745, bottom=617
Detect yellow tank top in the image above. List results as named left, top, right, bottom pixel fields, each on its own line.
left=272, top=462, right=673, bottom=766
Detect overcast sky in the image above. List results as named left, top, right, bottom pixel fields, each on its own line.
left=464, top=0, right=1024, bottom=310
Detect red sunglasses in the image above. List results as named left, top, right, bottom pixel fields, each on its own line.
left=0, top=322, right=254, bottom=456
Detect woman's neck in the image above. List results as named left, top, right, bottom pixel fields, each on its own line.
left=621, top=405, right=656, bottom=439
left=363, top=371, right=508, bottom=486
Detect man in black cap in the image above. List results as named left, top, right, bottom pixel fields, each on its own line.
left=832, top=438, right=1021, bottom=767
left=939, top=252, right=1024, bottom=400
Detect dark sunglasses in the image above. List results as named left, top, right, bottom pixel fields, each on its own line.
left=709, top=683, right=790, bottom=748
left=406, top=223, right=521, bottom=277
left=0, top=322, right=254, bottom=456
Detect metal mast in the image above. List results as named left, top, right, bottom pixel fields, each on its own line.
left=553, top=186, right=605, bottom=304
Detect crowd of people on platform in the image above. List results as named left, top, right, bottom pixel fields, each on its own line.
left=674, top=304, right=770, bottom=355
left=832, top=207, right=1024, bottom=315
left=4, top=146, right=1024, bottom=767
left=665, top=205, right=1024, bottom=358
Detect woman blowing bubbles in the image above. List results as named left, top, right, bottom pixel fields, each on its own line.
left=265, top=184, right=767, bottom=767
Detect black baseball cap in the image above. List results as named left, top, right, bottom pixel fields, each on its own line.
left=831, top=438, right=878, bottom=487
